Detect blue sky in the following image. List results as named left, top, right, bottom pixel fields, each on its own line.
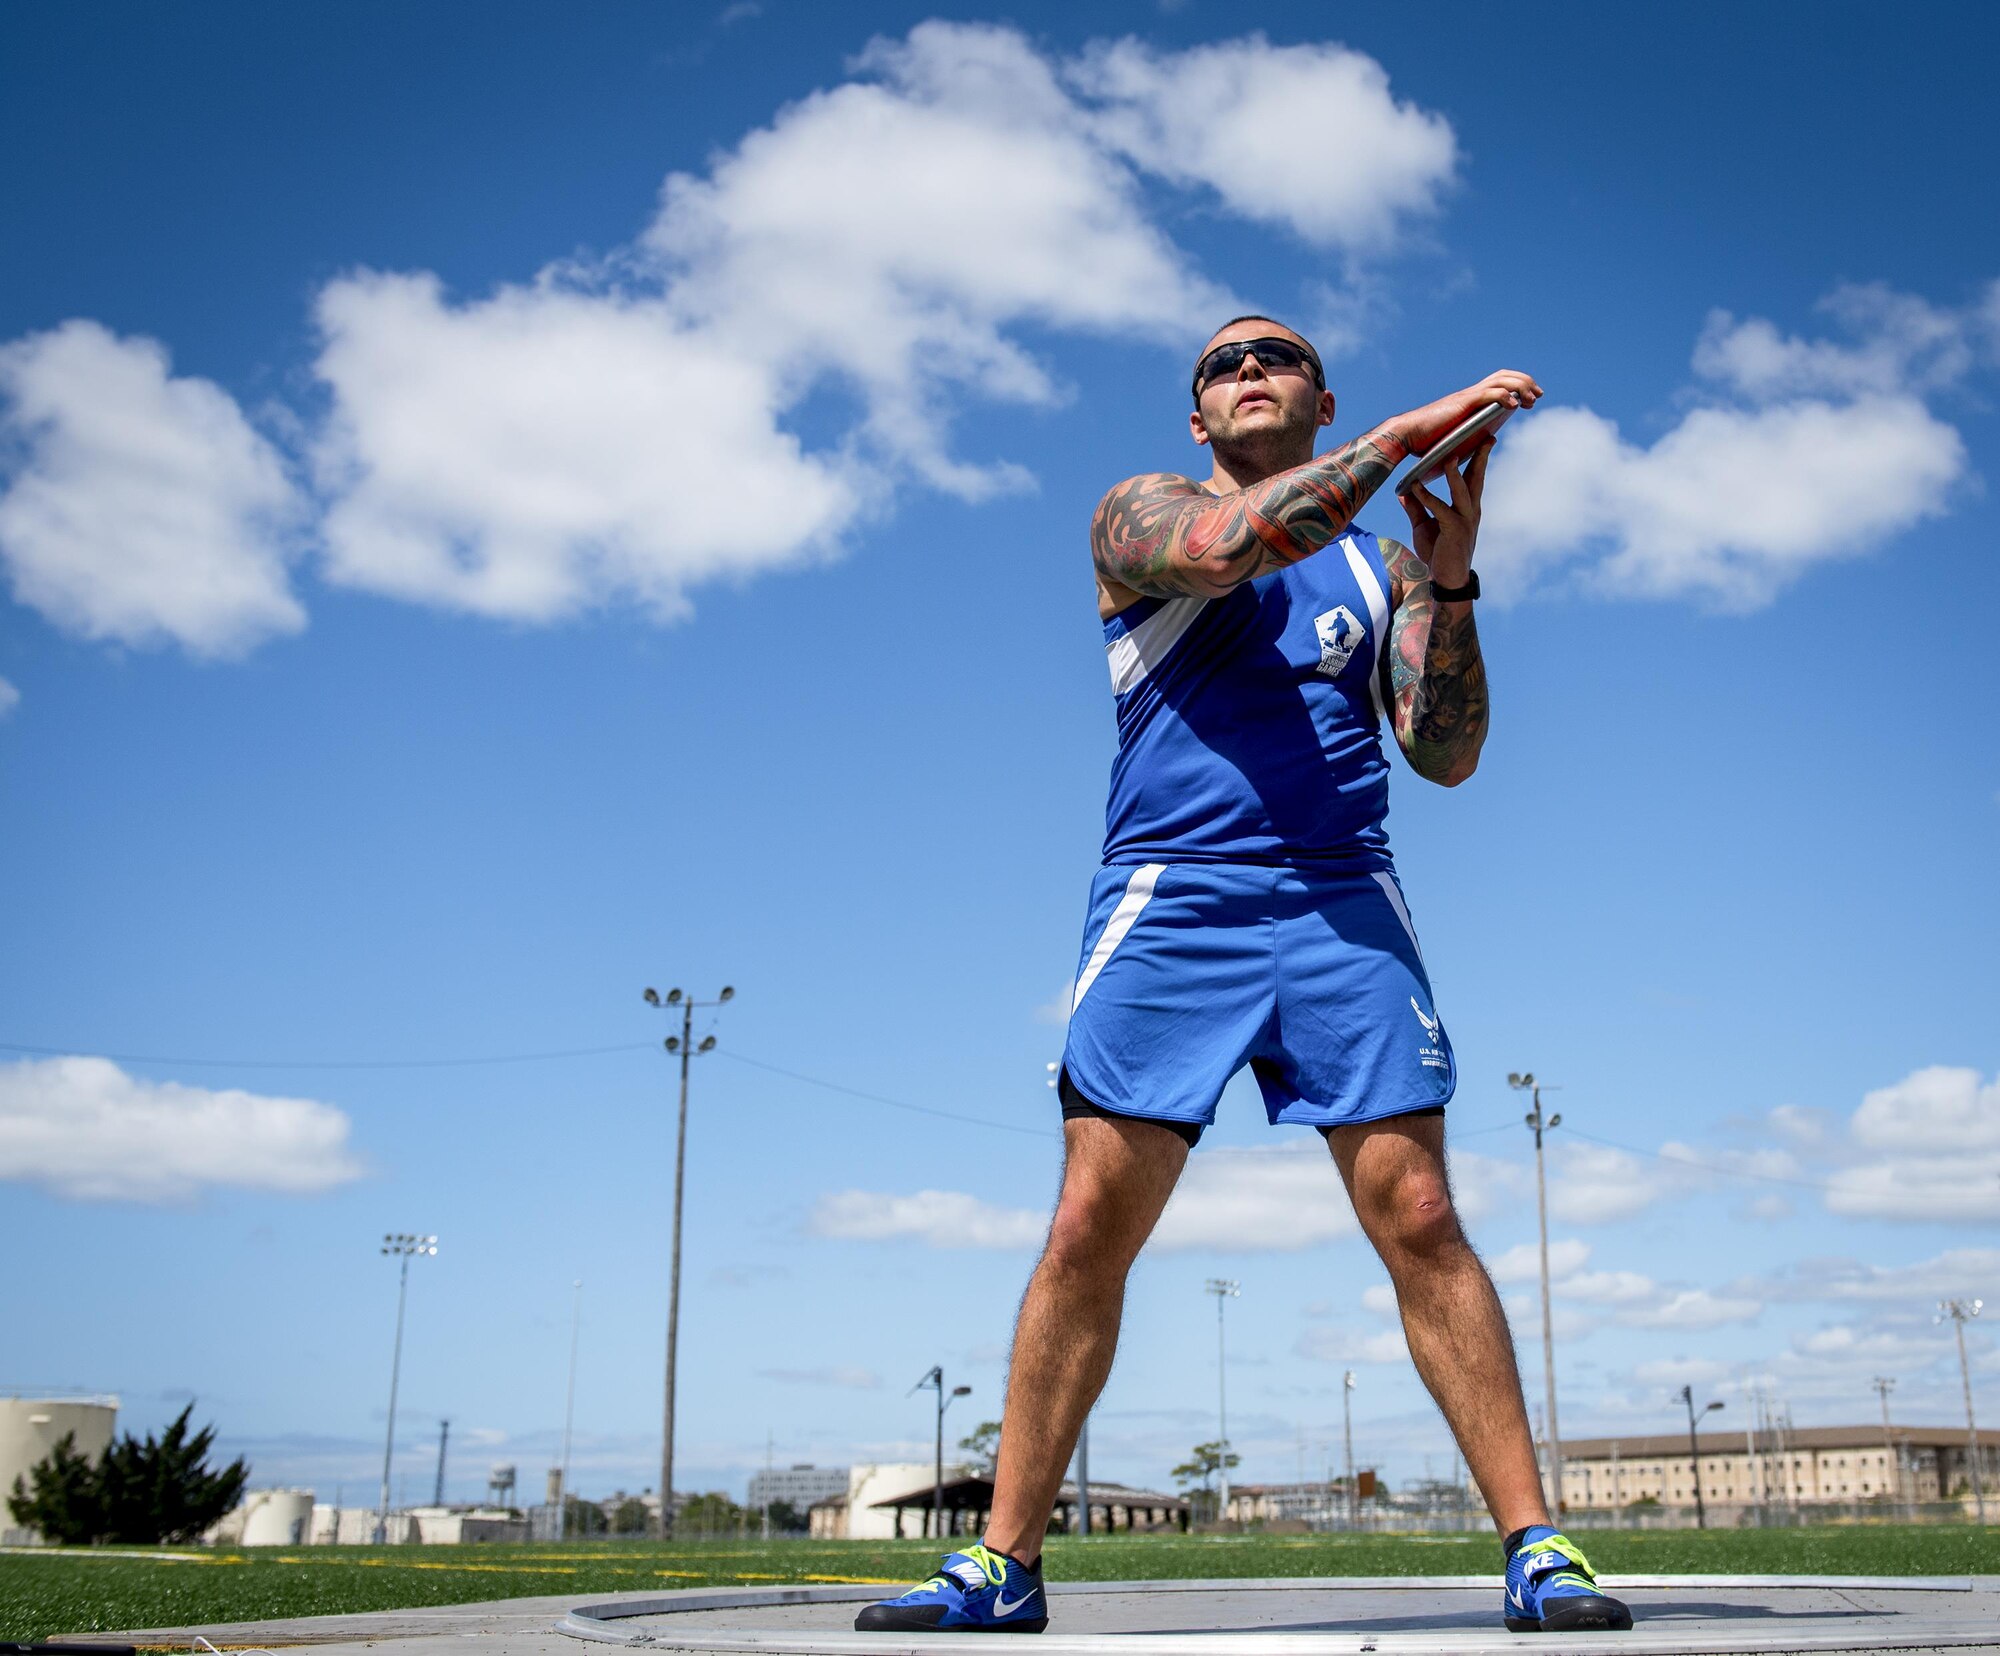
left=2, top=0, right=1996, bottom=1511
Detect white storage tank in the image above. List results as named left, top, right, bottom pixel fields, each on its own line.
left=0, top=1396, right=118, bottom=1540
left=239, top=1488, right=315, bottom=1546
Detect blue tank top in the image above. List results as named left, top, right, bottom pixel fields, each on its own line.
left=1100, top=528, right=1396, bottom=869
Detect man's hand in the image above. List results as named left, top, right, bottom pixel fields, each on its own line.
left=1398, top=440, right=1490, bottom=591
left=1385, top=369, right=1542, bottom=456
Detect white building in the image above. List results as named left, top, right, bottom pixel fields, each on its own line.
left=748, top=1464, right=850, bottom=1513
left=808, top=1462, right=962, bottom=1540
left=0, top=1394, right=118, bottom=1544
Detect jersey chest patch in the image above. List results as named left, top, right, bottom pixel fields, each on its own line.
left=1313, top=604, right=1366, bottom=679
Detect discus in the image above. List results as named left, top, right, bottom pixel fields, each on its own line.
left=1396, top=401, right=1512, bottom=496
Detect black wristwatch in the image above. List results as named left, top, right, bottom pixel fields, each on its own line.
left=1430, top=570, right=1480, bottom=602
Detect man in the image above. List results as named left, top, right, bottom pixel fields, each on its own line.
left=859, top=319, right=1630, bottom=1637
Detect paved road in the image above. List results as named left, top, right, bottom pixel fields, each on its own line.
left=102, top=1576, right=2000, bottom=1656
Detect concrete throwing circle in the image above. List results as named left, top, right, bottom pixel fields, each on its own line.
left=557, top=1574, right=2000, bottom=1654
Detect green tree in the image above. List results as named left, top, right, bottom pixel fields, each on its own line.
left=957, top=1420, right=1002, bottom=1476
left=98, top=1405, right=249, bottom=1543
left=763, top=1498, right=806, bottom=1534
left=679, top=1490, right=742, bottom=1537
left=610, top=1496, right=651, bottom=1534
left=7, top=1406, right=247, bottom=1545
left=1170, top=1441, right=1239, bottom=1524
left=562, top=1494, right=608, bottom=1536
left=7, top=1431, right=104, bottom=1544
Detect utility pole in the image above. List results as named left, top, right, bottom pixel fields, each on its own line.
left=1076, top=1418, right=1091, bottom=1537
left=434, top=1419, right=450, bottom=1508
left=1205, top=1278, right=1240, bottom=1525
left=913, top=1367, right=970, bottom=1539
left=1508, top=1072, right=1564, bottom=1514
left=1871, top=1377, right=1899, bottom=1511
left=1609, top=1440, right=1622, bottom=1528
left=643, top=983, right=735, bottom=1539
left=1676, top=1384, right=1724, bottom=1528
left=376, top=1233, right=437, bottom=1543
left=559, top=1280, right=582, bottom=1539
left=1342, top=1370, right=1357, bottom=1529
left=1938, top=1299, right=1986, bottom=1523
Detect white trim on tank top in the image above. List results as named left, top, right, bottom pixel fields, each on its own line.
left=1340, top=536, right=1390, bottom=725
left=1106, top=596, right=1208, bottom=697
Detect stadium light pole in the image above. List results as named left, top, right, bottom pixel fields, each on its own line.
left=1871, top=1376, right=1898, bottom=1511
left=913, top=1367, right=971, bottom=1539
left=1508, top=1072, right=1565, bottom=1513
left=1342, top=1370, right=1357, bottom=1529
left=559, top=1279, right=582, bottom=1539
left=644, top=983, right=735, bottom=1539
left=1205, top=1278, right=1240, bottom=1524
left=1676, top=1386, right=1724, bottom=1529
left=376, top=1232, right=437, bottom=1543
left=1938, top=1298, right=1986, bottom=1523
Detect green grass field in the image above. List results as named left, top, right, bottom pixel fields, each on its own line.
left=4, top=1527, right=1997, bottom=1643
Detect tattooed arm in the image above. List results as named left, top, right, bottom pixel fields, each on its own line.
left=1379, top=441, right=1497, bottom=787
left=1090, top=370, right=1542, bottom=608
left=1090, top=429, right=1409, bottom=603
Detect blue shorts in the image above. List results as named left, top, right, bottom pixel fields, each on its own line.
left=1060, top=861, right=1455, bottom=1135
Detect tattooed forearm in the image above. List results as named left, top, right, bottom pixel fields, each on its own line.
left=1091, top=428, right=1410, bottom=600
left=1380, top=537, right=1490, bottom=785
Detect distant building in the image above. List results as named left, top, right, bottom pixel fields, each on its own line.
left=1, top=1394, right=119, bottom=1545
left=1223, top=1475, right=1376, bottom=1525
left=749, top=1464, right=850, bottom=1513
left=810, top=1468, right=1186, bottom=1540
left=304, top=1505, right=528, bottom=1544
left=1559, top=1424, right=2000, bottom=1515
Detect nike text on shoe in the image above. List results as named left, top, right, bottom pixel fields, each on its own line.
left=855, top=1543, right=1049, bottom=1634
left=1503, top=1527, right=1633, bottom=1634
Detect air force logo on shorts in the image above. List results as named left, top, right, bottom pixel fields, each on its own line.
left=1314, top=605, right=1365, bottom=678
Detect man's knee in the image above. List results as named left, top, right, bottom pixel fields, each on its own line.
left=1364, top=1174, right=1466, bottom=1263
left=1042, top=1184, right=1149, bottom=1278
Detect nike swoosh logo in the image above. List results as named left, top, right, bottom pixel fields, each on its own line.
left=1507, top=1586, right=1527, bottom=1610
left=994, top=1592, right=1035, bottom=1617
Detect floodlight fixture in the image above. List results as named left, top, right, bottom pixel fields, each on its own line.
left=644, top=987, right=661, bottom=1006
left=699, top=1035, right=716, bottom=1052
left=718, top=986, right=735, bottom=1002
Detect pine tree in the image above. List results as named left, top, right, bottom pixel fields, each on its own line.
left=7, top=1431, right=105, bottom=1544
left=6, top=1406, right=248, bottom=1544
left=97, top=1405, right=250, bottom=1543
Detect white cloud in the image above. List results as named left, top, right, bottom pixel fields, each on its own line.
left=0, top=676, right=17, bottom=717
left=10, top=27, right=1457, bottom=650
left=1486, top=1237, right=1590, bottom=1286
left=1629, top=1356, right=1731, bottom=1389
left=1359, top=1282, right=1399, bottom=1317
left=1561, top=1269, right=1661, bottom=1307
left=1766, top=1104, right=1832, bottom=1148
left=1480, top=282, right=1981, bottom=609
left=0, top=322, right=306, bottom=656
left=1614, top=1288, right=1761, bottom=1331
left=757, top=1366, right=881, bottom=1389
left=1744, top=1248, right=2000, bottom=1305
left=1071, top=35, right=1457, bottom=253
left=1825, top=1067, right=2000, bottom=1223
left=0, top=1055, right=363, bottom=1202
left=808, top=1187, right=1045, bottom=1249
left=1295, top=1325, right=1409, bottom=1366
left=1692, top=282, right=1984, bottom=400
left=1545, top=1141, right=1667, bottom=1225
left=1152, top=1140, right=1357, bottom=1252
left=1850, top=1065, right=2000, bottom=1152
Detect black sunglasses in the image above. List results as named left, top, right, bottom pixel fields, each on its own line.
left=1191, top=336, right=1325, bottom=400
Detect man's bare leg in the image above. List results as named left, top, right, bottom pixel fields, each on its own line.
left=981, top=1113, right=1189, bottom=1562
left=1325, top=1112, right=1549, bottom=1536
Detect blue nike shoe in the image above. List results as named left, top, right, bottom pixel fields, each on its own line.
left=854, top=1543, right=1048, bottom=1634
left=1503, top=1527, right=1632, bottom=1633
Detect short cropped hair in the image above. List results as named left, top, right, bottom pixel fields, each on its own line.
left=1193, top=315, right=1325, bottom=398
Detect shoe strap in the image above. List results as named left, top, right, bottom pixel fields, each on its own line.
left=1516, top=1530, right=1598, bottom=1582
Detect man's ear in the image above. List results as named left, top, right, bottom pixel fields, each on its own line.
left=1190, top=408, right=1212, bottom=448
left=1317, top=390, right=1336, bottom=429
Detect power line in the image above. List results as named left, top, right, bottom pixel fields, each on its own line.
left=714, top=1050, right=1056, bottom=1140
left=0, top=1037, right=653, bottom=1071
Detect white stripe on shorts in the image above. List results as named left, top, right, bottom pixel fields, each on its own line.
left=1372, top=869, right=1425, bottom=965
left=1071, top=863, right=1167, bottom=1013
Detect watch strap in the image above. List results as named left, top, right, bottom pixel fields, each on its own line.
left=1430, top=569, right=1480, bottom=602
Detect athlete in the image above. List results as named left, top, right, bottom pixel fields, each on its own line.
left=858, top=319, right=1631, bottom=1637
